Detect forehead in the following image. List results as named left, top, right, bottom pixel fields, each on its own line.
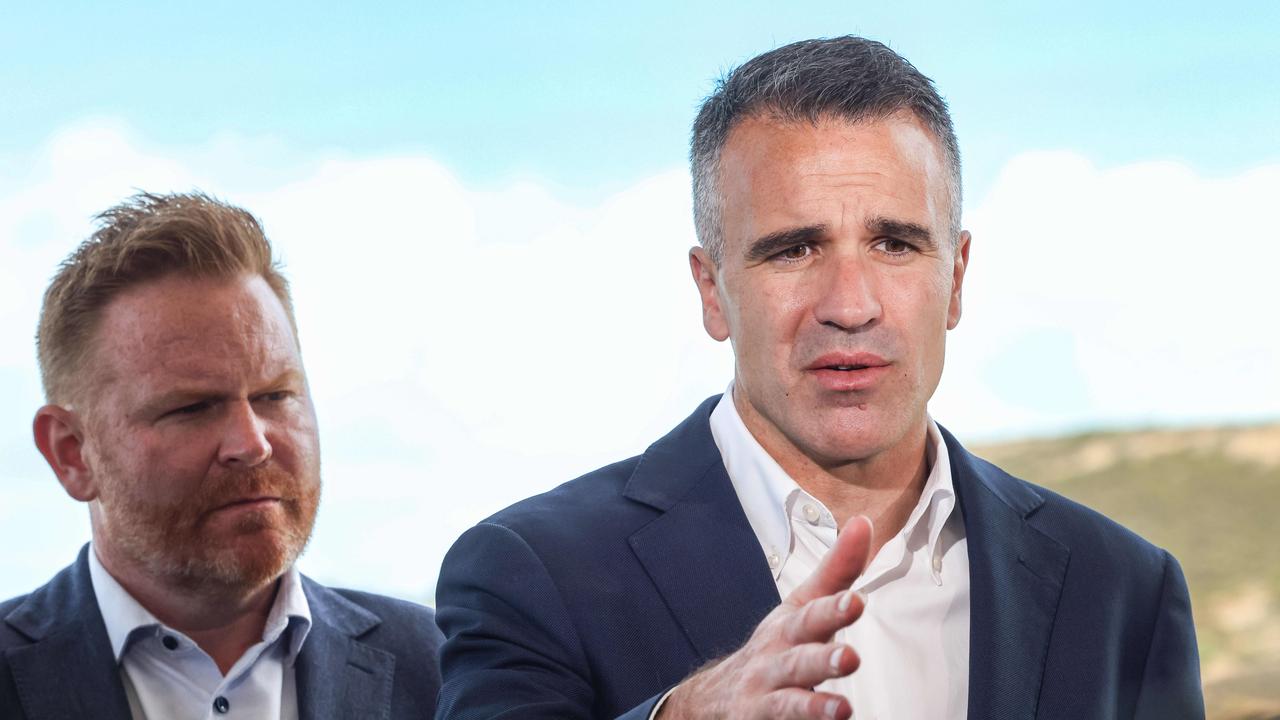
left=717, top=113, right=950, bottom=245
left=88, top=274, right=300, bottom=400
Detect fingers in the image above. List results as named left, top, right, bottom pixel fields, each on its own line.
left=766, top=641, right=860, bottom=689
left=660, top=518, right=871, bottom=720
left=783, top=586, right=866, bottom=645
left=757, top=688, right=852, bottom=720
left=788, top=515, right=874, bottom=606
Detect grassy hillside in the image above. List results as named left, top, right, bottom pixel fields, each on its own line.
left=975, top=422, right=1280, bottom=720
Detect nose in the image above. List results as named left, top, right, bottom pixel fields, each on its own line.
left=812, top=252, right=881, bottom=331
left=217, top=400, right=272, bottom=467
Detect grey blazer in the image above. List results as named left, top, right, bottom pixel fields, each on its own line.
left=0, top=545, right=442, bottom=719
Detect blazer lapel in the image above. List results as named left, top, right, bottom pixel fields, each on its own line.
left=624, top=396, right=781, bottom=662
left=943, top=427, right=1070, bottom=720
left=294, top=579, right=395, bottom=720
left=3, top=545, right=133, bottom=720
left=620, top=402, right=1072, bottom=714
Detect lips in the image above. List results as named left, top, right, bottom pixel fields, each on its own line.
left=209, top=495, right=284, bottom=515
left=806, top=352, right=891, bottom=391
left=807, top=352, right=889, bottom=371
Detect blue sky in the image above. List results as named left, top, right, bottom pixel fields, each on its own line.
left=4, top=2, right=1277, bottom=200
left=2, top=2, right=1278, bottom=601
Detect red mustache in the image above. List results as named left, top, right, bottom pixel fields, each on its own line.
left=191, top=464, right=305, bottom=519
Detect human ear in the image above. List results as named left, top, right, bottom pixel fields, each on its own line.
left=33, top=405, right=99, bottom=502
left=946, top=230, right=972, bottom=330
left=689, top=247, right=730, bottom=342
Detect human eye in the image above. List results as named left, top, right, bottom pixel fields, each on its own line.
left=874, top=237, right=916, bottom=256
left=163, top=400, right=212, bottom=418
left=255, top=390, right=294, bottom=404
left=772, top=243, right=814, bottom=264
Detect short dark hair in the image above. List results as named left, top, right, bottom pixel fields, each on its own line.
left=690, top=36, right=961, bottom=261
left=37, top=191, right=295, bottom=405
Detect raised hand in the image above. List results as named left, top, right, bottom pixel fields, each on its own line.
left=657, top=516, right=874, bottom=720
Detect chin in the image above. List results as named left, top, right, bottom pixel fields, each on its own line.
left=801, top=411, right=906, bottom=463
left=805, top=434, right=890, bottom=465
left=169, top=524, right=312, bottom=593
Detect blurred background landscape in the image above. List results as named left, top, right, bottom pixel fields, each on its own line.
left=2, top=2, right=1276, bottom=715
left=977, top=423, right=1280, bottom=719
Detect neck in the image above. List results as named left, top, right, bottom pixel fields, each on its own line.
left=732, top=391, right=932, bottom=560
left=93, top=543, right=280, bottom=675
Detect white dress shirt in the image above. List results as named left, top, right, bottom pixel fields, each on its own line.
left=88, top=546, right=312, bottom=720
left=711, top=388, right=970, bottom=720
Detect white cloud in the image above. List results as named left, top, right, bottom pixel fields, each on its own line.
left=2, top=121, right=1276, bottom=600
left=934, top=152, right=1280, bottom=439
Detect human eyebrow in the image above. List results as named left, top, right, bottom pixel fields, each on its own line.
left=743, top=224, right=827, bottom=262
left=260, top=369, right=305, bottom=392
left=866, top=216, right=937, bottom=251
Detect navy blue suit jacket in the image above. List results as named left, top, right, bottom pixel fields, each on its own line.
left=0, top=545, right=444, bottom=720
left=436, top=396, right=1204, bottom=719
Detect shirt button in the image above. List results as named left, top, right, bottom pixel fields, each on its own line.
left=767, top=552, right=780, bottom=569
left=161, top=635, right=179, bottom=651
left=213, top=696, right=230, bottom=714
left=802, top=504, right=820, bottom=524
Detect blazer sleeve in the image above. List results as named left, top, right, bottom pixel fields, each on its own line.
left=1133, top=551, right=1205, bottom=720
left=434, top=522, right=665, bottom=720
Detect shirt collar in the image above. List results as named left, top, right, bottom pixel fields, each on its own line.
left=710, top=385, right=801, bottom=576
left=710, top=385, right=957, bottom=580
left=88, top=545, right=313, bottom=664
left=859, top=417, right=957, bottom=586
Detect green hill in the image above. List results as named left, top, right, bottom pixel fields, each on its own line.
left=975, top=422, right=1280, bottom=720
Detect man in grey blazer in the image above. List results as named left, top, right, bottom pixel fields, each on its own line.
left=0, top=191, right=442, bottom=719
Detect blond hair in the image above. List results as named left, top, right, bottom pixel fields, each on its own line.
left=36, top=191, right=295, bottom=405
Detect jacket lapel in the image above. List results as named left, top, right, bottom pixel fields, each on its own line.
left=294, top=579, right=395, bottom=720
left=624, top=396, right=781, bottom=662
left=619, top=402, right=1072, bottom=714
left=3, top=545, right=133, bottom=720
left=943, top=427, right=1069, bottom=720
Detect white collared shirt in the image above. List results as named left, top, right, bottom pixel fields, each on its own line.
left=711, top=388, right=970, bottom=720
left=88, top=546, right=312, bottom=720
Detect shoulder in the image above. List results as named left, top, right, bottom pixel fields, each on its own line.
left=963, top=448, right=1174, bottom=583
left=0, top=591, right=32, bottom=618
left=299, top=579, right=445, bottom=719
left=453, top=453, right=670, bottom=577
left=0, top=592, right=29, bottom=720
left=485, top=454, right=645, bottom=534
left=0, top=559, right=97, bottom=718
left=327, top=587, right=439, bottom=632
left=303, top=577, right=442, bottom=651
left=0, top=554, right=91, bottom=650
left=0, top=591, right=35, bottom=650
left=435, top=452, right=670, bottom=621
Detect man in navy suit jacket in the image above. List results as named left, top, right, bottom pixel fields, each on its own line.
left=0, top=191, right=441, bottom=719
left=0, top=546, right=441, bottom=719
left=435, top=36, right=1203, bottom=719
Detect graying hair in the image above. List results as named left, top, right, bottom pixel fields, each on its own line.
left=690, top=36, right=962, bottom=262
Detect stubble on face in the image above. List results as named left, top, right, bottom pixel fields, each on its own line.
left=93, top=450, right=321, bottom=595
left=707, top=113, right=962, bottom=473
left=80, top=274, right=323, bottom=597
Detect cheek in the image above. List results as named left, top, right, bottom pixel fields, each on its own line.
left=727, top=277, right=808, bottom=350
left=272, top=413, right=322, bottom=474
left=117, top=430, right=216, bottom=502
left=915, top=280, right=954, bottom=373
left=885, top=271, right=951, bottom=356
